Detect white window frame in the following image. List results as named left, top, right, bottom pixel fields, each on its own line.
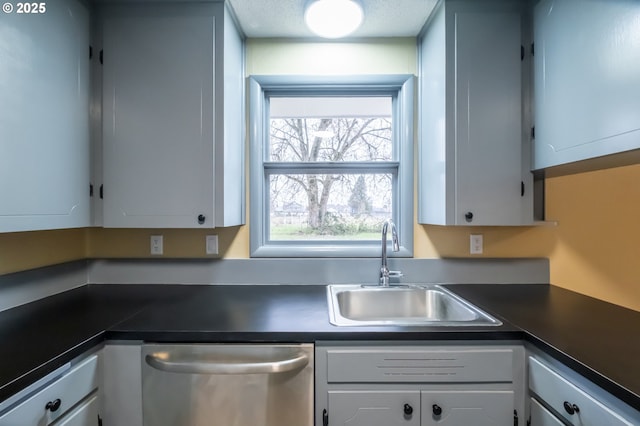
left=249, top=75, right=414, bottom=257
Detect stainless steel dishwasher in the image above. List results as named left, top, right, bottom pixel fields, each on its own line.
left=142, top=344, right=313, bottom=426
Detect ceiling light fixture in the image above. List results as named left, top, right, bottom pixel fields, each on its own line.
left=304, top=0, right=364, bottom=39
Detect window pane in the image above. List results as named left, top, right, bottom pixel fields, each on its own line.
left=269, top=173, right=392, bottom=241
left=269, top=97, right=393, bottom=162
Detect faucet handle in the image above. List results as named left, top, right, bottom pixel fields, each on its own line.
left=388, top=270, right=403, bottom=278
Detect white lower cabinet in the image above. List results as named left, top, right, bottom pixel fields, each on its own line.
left=0, top=350, right=101, bottom=426
left=329, top=389, right=515, bottom=426
left=421, top=390, right=514, bottom=426
left=101, top=343, right=143, bottom=426
left=528, top=354, right=639, bottom=426
left=55, top=395, right=99, bottom=426
left=328, top=391, right=420, bottom=426
left=316, top=343, right=525, bottom=426
left=529, top=397, right=564, bottom=426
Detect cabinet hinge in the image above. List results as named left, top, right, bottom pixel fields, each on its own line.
left=90, top=183, right=94, bottom=197
left=521, top=45, right=525, bottom=61
left=323, top=409, right=328, bottom=426
left=521, top=181, right=525, bottom=197
left=531, top=42, right=535, bottom=56
left=99, top=184, right=104, bottom=199
left=99, top=49, right=103, bottom=65
left=531, top=126, right=536, bottom=139
left=514, top=409, right=519, bottom=426
left=89, top=45, right=93, bottom=60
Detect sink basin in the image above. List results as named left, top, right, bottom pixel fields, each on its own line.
left=327, top=284, right=502, bottom=327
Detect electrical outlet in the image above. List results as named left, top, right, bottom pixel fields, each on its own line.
left=150, top=235, right=163, bottom=255
left=206, top=235, right=218, bottom=255
left=470, top=234, right=483, bottom=255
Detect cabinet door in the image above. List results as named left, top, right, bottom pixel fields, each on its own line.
left=533, top=0, right=640, bottom=170
left=454, top=10, right=525, bottom=225
left=421, top=390, right=514, bottom=426
left=102, top=4, right=215, bottom=228
left=0, top=0, right=90, bottom=232
left=418, top=2, right=531, bottom=226
left=328, top=391, right=420, bottom=426
left=530, top=397, right=565, bottom=426
left=55, top=395, right=99, bottom=426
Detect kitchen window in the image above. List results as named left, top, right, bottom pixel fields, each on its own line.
left=249, top=75, right=414, bottom=257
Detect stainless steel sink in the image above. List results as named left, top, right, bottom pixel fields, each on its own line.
left=327, top=284, right=502, bottom=327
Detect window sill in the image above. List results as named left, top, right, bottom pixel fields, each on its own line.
left=250, top=244, right=413, bottom=258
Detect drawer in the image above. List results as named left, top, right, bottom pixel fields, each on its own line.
left=0, top=354, right=99, bottom=426
left=528, top=356, right=633, bottom=426
left=327, top=347, right=513, bottom=383
left=530, top=397, right=565, bottom=426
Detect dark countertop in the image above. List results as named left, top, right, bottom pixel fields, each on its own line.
left=107, top=284, right=521, bottom=342
left=451, top=284, right=640, bottom=410
left=0, top=283, right=638, bottom=411
left=0, top=285, right=191, bottom=405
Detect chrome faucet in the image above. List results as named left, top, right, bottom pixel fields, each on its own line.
left=380, top=219, right=402, bottom=286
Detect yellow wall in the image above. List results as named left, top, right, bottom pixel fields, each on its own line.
left=85, top=227, right=248, bottom=259
left=545, top=164, right=640, bottom=312
left=0, top=39, right=638, bottom=312
left=413, top=163, right=640, bottom=312
left=0, top=229, right=86, bottom=275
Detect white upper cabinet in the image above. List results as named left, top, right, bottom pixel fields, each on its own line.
left=418, top=0, right=533, bottom=226
left=0, top=0, right=90, bottom=232
left=89, top=10, right=104, bottom=228
left=533, top=0, right=640, bottom=172
left=100, top=2, right=245, bottom=228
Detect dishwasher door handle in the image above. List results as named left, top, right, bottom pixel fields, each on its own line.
left=145, top=351, right=309, bottom=375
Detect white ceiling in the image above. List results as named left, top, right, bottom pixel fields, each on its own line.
left=227, top=0, right=438, bottom=38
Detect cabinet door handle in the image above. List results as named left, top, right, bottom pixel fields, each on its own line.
left=45, top=398, right=61, bottom=412
left=403, top=403, right=413, bottom=416
left=563, top=401, right=580, bottom=415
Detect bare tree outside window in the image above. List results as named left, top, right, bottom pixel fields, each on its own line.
left=268, top=98, right=394, bottom=240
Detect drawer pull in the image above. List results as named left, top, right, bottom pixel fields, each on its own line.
left=403, top=403, right=413, bottom=416
left=563, top=401, right=580, bottom=415
left=45, top=399, right=62, bottom=413
left=432, top=404, right=443, bottom=416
